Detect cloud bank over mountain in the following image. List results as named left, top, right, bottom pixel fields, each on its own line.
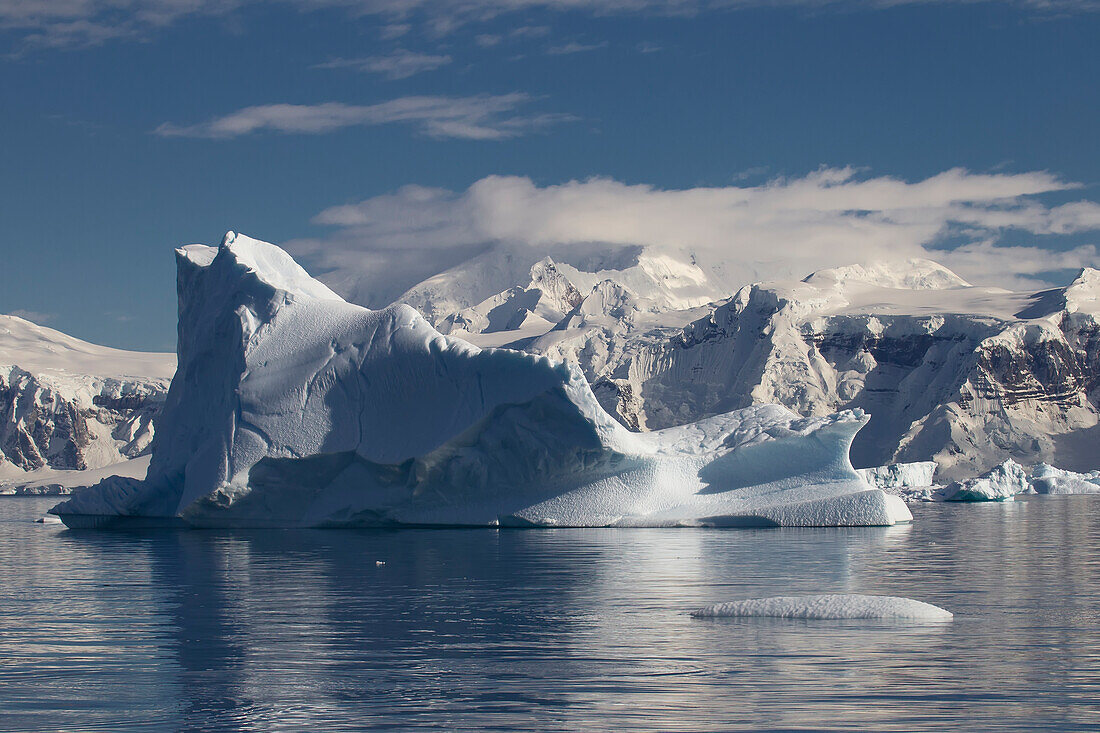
left=291, top=167, right=1100, bottom=307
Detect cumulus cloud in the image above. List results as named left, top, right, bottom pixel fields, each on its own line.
left=154, top=94, right=576, bottom=140
left=295, top=168, right=1100, bottom=303
left=314, top=49, right=453, bottom=79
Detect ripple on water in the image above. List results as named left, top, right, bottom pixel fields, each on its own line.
left=1, top=495, right=1098, bottom=732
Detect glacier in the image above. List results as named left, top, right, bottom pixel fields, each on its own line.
left=50, top=232, right=913, bottom=529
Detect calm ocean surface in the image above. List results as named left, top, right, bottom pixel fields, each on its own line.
left=1, top=496, right=1098, bottom=732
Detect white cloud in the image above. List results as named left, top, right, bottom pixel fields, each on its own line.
left=545, top=40, right=608, bottom=54
left=508, top=24, right=551, bottom=37
left=314, top=49, right=453, bottom=79
left=1, top=0, right=243, bottom=48
left=297, top=168, right=1100, bottom=302
left=378, top=22, right=410, bottom=38
left=5, top=309, right=55, bottom=324
left=154, top=94, right=576, bottom=139
left=933, top=240, right=1099, bottom=291
left=5, top=0, right=1098, bottom=48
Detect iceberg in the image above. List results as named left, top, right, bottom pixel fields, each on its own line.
left=50, top=233, right=912, bottom=529
left=941, top=459, right=1031, bottom=502
left=691, top=594, right=953, bottom=620
left=857, top=461, right=937, bottom=489
left=1028, top=464, right=1100, bottom=495
left=853, top=459, right=1100, bottom=503
left=855, top=461, right=940, bottom=502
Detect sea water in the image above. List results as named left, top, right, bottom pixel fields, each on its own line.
left=1, top=496, right=1097, bottom=731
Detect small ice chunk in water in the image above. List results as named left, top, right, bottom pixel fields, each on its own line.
left=692, top=594, right=952, bottom=620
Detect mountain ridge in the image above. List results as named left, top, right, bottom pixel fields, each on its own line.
left=376, top=255, right=1100, bottom=481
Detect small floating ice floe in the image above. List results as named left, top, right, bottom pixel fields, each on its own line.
left=691, top=594, right=952, bottom=620
left=34, top=515, right=63, bottom=524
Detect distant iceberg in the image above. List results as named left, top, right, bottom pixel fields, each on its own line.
left=50, top=233, right=911, bottom=529
left=941, top=459, right=1031, bottom=502
left=858, top=458, right=1100, bottom=503
left=1029, top=464, right=1100, bottom=495
left=857, top=461, right=937, bottom=490
left=692, top=594, right=953, bottom=620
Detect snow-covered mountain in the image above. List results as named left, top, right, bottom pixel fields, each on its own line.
left=11, top=230, right=1099, bottom=492
left=0, top=314, right=175, bottom=483
left=380, top=242, right=732, bottom=330
left=51, top=233, right=911, bottom=528
left=383, top=255, right=1100, bottom=482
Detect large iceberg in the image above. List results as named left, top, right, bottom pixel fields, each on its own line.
left=50, top=233, right=912, bottom=529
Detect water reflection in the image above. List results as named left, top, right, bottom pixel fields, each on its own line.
left=1, top=496, right=1098, bottom=731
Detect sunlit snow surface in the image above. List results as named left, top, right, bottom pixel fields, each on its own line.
left=51, top=233, right=912, bottom=529
left=692, top=594, right=953, bottom=620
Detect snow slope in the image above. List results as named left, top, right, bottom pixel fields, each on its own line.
left=50, top=233, right=911, bottom=529
left=0, top=314, right=173, bottom=379
left=0, top=455, right=151, bottom=495
left=0, top=315, right=175, bottom=476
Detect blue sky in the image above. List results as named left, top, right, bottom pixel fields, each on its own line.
left=2, top=0, right=1099, bottom=351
